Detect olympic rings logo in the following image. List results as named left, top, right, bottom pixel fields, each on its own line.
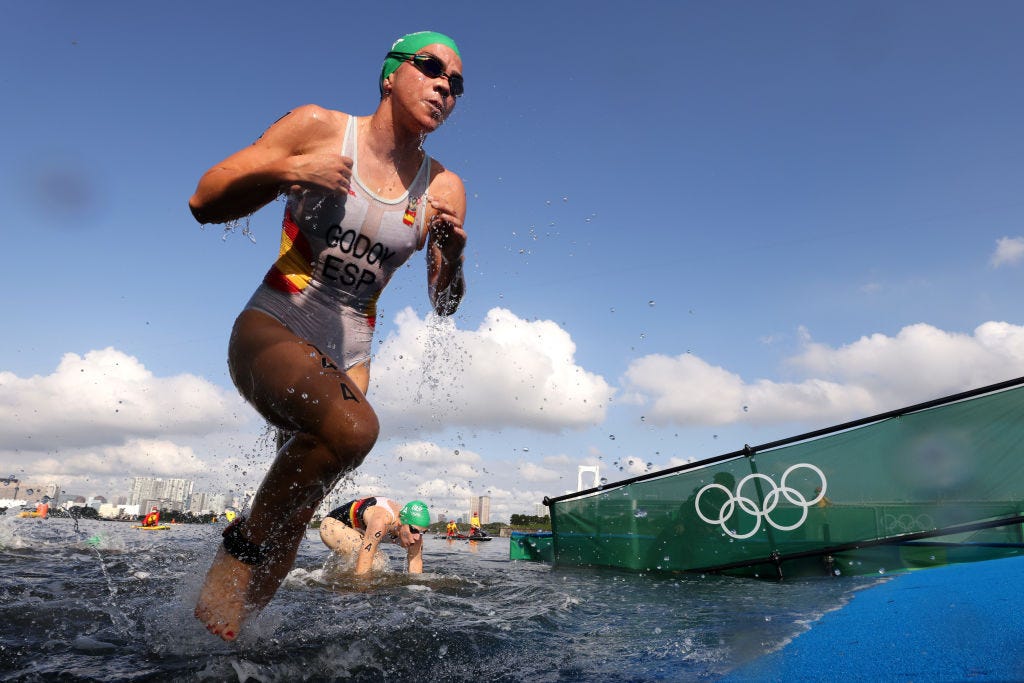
left=882, top=512, right=934, bottom=535
left=694, top=463, right=827, bottom=540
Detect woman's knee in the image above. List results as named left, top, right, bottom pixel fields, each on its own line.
left=294, top=408, right=379, bottom=473
left=326, top=405, right=379, bottom=463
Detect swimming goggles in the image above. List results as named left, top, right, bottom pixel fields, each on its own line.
left=407, top=525, right=428, bottom=536
left=387, top=52, right=464, bottom=98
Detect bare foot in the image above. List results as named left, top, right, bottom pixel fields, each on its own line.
left=194, top=546, right=253, bottom=641
left=194, top=526, right=307, bottom=641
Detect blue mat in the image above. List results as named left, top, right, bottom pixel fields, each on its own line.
left=721, top=555, right=1024, bottom=682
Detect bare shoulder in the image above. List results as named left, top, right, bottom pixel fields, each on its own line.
left=365, top=500, right=397, bottom=526
left=427, top=158, right=466, bottom=200
left=285, top=104, right=349, bottom=130
left=260, top=104, right=350, bottom=153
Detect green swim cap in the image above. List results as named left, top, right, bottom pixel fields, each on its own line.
left=399, top=500, right=431, bottom=527
left=380, top=31, right=461, bottom=95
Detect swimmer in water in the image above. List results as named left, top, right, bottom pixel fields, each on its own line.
left=319, top=498, right=429, bottom=574
left=189, top=30, right=467, bottom=641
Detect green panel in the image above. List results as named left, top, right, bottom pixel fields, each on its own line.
left=510, top=531, right=554, bottom=562
left=549, top=383, right=1024, bottom=576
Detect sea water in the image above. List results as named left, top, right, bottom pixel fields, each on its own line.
left=0, top=515, right=881, bottom=682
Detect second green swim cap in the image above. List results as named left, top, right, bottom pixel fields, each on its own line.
left=380, top=30, right=460, bottom=94
left=399, top=500, right=431, bottom=527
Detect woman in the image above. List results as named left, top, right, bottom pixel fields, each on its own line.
left=319, top=497, right=430, bottom=574
left=189, top=31, right=467, bottom=641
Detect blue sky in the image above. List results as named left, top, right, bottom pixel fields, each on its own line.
left=2, top=2, right=1023, bottom=521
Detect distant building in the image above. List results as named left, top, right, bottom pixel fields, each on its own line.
left=188, top=491, right=230, bottom=515
left=18, top=481, right=62, bottom=504
left=129, top=477, right=194, bottom=510
left=534, top=503, right=549, bottom=518
left=469, top=495, right=491, bottom=524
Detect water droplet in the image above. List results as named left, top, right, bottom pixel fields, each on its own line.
left=609, top=434, right=616, bottom=440
left=878, top=568, right=886, bottom=574
left=742, top=405, right=749, bottom=412
left=648, top=300, right=655, bottom=307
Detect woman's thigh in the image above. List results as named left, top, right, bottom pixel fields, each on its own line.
left=319, top=517, right=364, bottom=554
left=228, top=309, right=377, bottom=437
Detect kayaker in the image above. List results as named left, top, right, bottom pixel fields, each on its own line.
left=142, top=506, right=160, bottom=527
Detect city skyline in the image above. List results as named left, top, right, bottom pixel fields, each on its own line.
left=2, top=474, right=521, bottom=523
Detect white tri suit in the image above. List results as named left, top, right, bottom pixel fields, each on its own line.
left=245, top=115, right=431, bottom=370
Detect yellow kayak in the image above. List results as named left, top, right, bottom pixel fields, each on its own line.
left=132, top=525, right=171, bottom=531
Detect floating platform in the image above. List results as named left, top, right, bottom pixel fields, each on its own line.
left=537, top=377, right=1024, bottom=579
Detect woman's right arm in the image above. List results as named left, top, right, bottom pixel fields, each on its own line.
left=188, top=105, right=352, bottom=225
left=354, top=507, right=388, bottom=575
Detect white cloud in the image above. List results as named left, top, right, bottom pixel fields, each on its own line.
left=991, top=236, right=1024, bottom=268
left=518, top=461, right=561, bottom=482
left=616, top=456, right=654, bottom=476
left=392, top=440, right=481, bottom=465
left=369, top=307, right=614, bottom=433
left=622, top=321, right=1024, bottom=427
left=29, top=438, right=207, bottom=478
left=0, top=348, right=254, bottom=498
left=0, top=347, right=245, bottom=451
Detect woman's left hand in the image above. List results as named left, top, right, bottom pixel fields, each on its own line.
left=427, top=196, right=466, bottom=264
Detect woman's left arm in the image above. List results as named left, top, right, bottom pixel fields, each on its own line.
left=406, top=540, right=424, bottom=574
left=425, top=168, right=467, bottom=316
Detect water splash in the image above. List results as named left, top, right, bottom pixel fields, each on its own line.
left=219, top=216, right=256, bottom=243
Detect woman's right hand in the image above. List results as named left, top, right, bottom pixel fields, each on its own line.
left=286, top=153, right=354, bottom=197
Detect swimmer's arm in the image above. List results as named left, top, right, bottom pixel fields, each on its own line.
left=406, top=540, right=423, bottom=574
left=188, top=104, right=351, bottom=224
left=354, top=520, right=387, bottom=575
left=425, top=168, right=467, bottom=316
